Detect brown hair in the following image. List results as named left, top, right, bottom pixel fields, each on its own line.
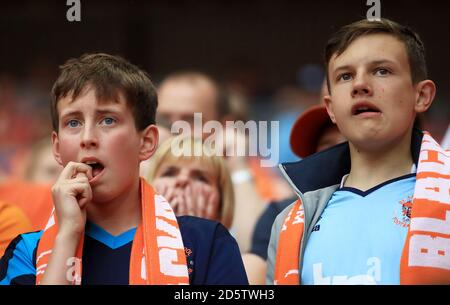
left=51, top=53, right=158, bottom=132
left=325, top=18, right=427, bottom=92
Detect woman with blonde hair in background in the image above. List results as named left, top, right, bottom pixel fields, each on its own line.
left=146, top=135, right=273, bottom=283
left=146, top=135, right=235, bottom=230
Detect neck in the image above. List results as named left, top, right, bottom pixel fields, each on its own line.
left=345, top=130, right=414, bottom=191
left=87, top=178, right=142, bottom=236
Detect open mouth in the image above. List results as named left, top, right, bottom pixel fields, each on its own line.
left=351, top=103, right=381, bottom=116
left=84, top=161, right=105, bottom=178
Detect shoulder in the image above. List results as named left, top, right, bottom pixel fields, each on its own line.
left=0, top=230, right=42, bottom=285
left=177, top=216, right=230, bottom=242
left=177, top=215, right=228, bottom=236
left=0, top=202, right=33, bottom=244
left=176, top=215, right=239, bottom=264
left=2, top=230, right=42, bottom=261
left=17, top=230, right=42, bottom=252
left=0, top=201, right=31, bottom=227
left=177, top=216, right=248, bottom=285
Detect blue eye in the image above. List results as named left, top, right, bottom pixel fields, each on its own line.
left=374, top=68, right=390, bottom=76
left=338, top=73, right=352, bottom=82
left=102, top=117, right=116, bottom=125
left=68, top=120, right=80, bottom=128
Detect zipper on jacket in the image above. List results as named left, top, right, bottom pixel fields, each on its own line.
left=278, top=163, right=309, bottom=279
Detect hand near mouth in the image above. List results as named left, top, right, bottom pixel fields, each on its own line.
left=81, top=158, right=105, bottom=182
left=153, top=179, right=220, bottom=221
left=51, top=161, right=93, bottom=235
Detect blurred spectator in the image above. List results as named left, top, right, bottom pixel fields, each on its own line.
left=0, top=70, right=53, bottom=179
left=159, top=71, right=292, bottom=200
left=0, top=76, right=55, bottom=231
left=0, top=177, right=53, bottom=231
left=156, top=71, right=291, bottom=252
left=24, top=137, right=62, bottom=184
left=0, top=76, right=31, bottom=178
left=271, top=65, right=325, bottom=163
left=0, top=135, right=58, bottom=232
left=290, top=105, right=346, bottom=158
left=296, top=64, right=325, bottom=94
left=0, top=200, right=33, bottom=257
left=242, top=104, right=346, bottom=284
left=157, top=72, right=220, bottom=127
left=146, top=136, right=235, bottom=229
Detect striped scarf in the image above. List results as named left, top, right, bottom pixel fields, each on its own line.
left=275, top=132, right=450, bottom=284
left=36, top=178, right=189, bottom=285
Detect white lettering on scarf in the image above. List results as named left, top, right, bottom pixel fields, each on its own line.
left=415, top=177, right=450, bottom=205
left=409, top=211, right=450, bottom=270
left=409, top=235, right=450, bottom=270
left=292, top=209, right=305, bottom=225
left=154, top=195, right=188, bottom=278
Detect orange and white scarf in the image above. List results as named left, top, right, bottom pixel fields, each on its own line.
left=275, top=132, right=450, bottom=284
left=36, top=178, right=189, bottom=285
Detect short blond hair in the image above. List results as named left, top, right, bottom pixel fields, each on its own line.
left=147, top=135, right=235, bottom=229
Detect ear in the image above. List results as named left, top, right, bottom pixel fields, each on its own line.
left=139, top=125, right=159, bottom=161
left=51, top=131, right=64, bottom=166
left=323, top=94, right=337, bottom=124
left=414, top=80, right=436, bottom=114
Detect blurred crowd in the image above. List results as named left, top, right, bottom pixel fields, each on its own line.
left=0, top=59, right=449, bottom=284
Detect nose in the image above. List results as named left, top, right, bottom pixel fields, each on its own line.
left=174, top=172, right=190, bottom=188
left=80, top=124, right=98, bottom=149
left=351, top=73, right=373, bottom=97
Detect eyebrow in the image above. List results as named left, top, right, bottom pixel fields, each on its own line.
left=369, top=59, right=396, bottom=67
left=191, top=169, right=206, bottom=176
left=332, top=59, right=397, bottom=76
left=332, top=65, right=352, bottom=76
left=60, top=110, right=82, bottom=119
left=191, top=169, right=215, bottom=181
left=60, top=108, right=121, bottom=119
left=95, top=108, right=121, bottom=116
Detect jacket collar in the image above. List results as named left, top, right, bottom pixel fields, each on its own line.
left=280, top=128, right=423, bottom=194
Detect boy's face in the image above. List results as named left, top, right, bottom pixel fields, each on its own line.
left=52, top=86, right=158, bottom=203
left=324, top=34, right=429, bottom=150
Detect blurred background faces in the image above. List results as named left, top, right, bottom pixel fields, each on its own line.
left=1, top=0, right=449, bottom=180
